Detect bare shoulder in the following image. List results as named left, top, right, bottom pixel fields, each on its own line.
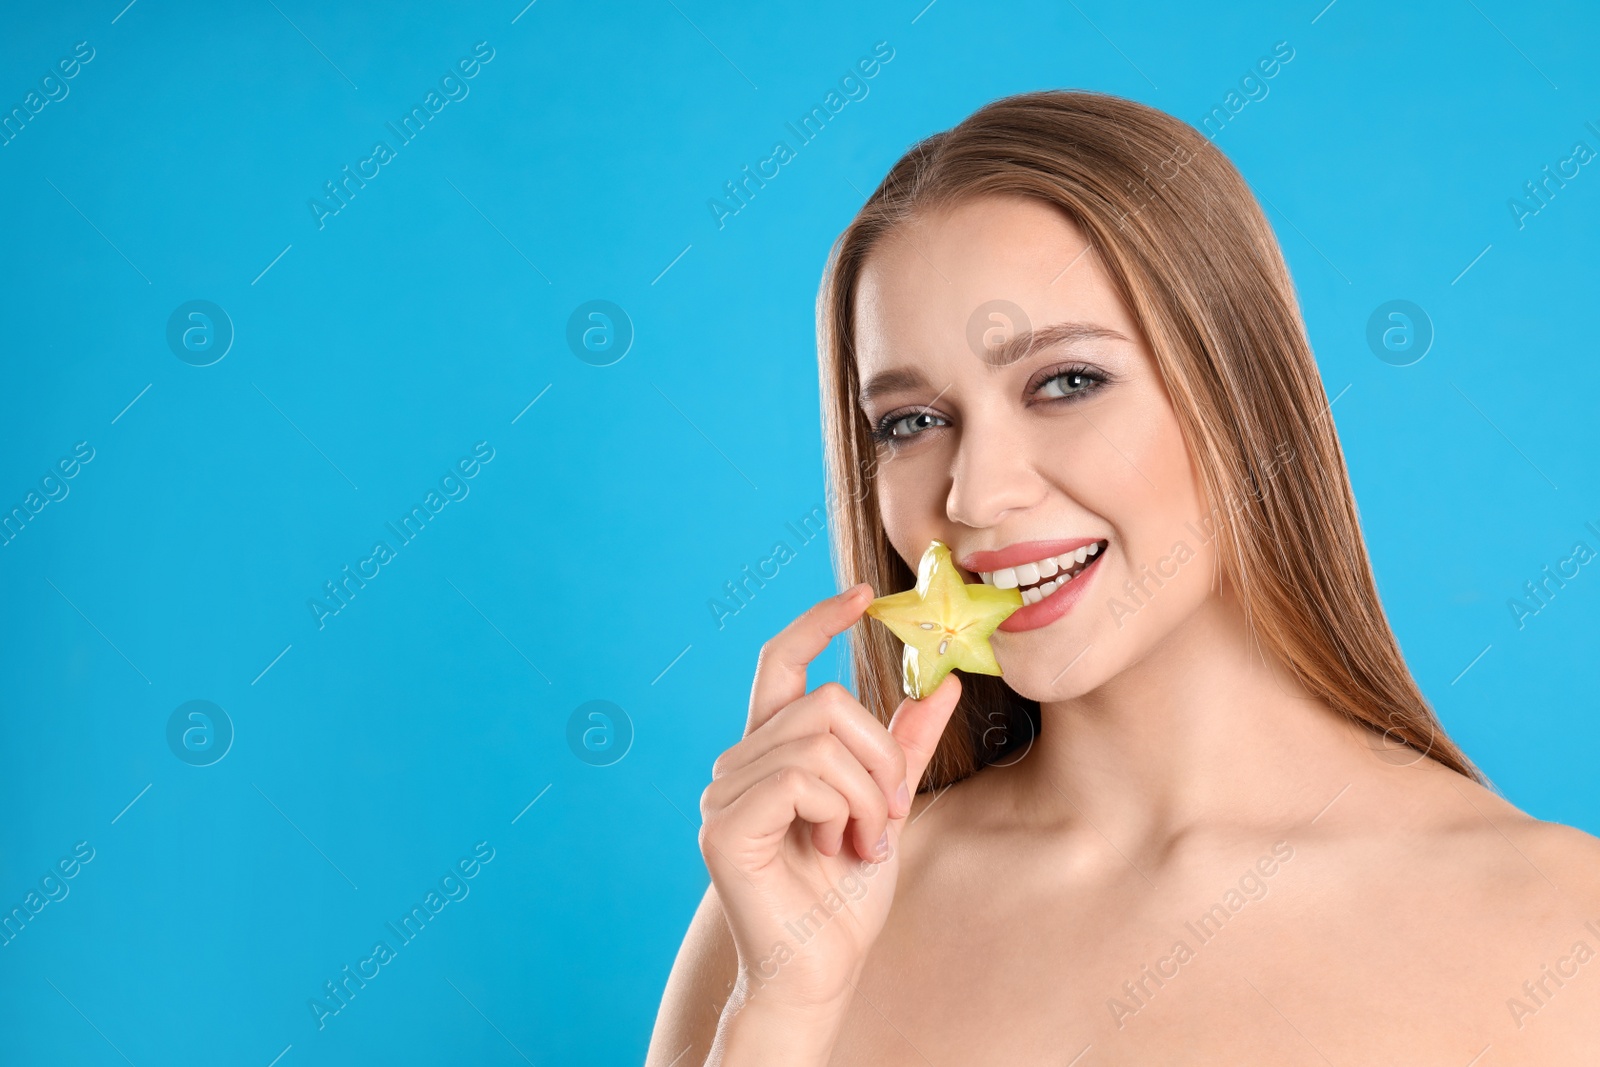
left=1523, top=814, right=1600, bottom=897
left=645, top=882, right=739, bottom=1066
left=1424, top=768, right=1600, bottom=906
left=1354, top=764, right=1600, bottom=1055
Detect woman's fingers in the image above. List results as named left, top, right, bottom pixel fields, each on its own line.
left=746, top=584, right=873, bottom=734
left=704, top=585, right=962, bottom=879
left=704, top=733, right=892, bottom=862
left=702, top=766, right=851, bottom=867
left=887, top=671, right=964, bottom=800
left=714, top=682, right=910, bottom=820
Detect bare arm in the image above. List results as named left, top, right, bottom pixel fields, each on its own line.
left=645, top=883, right=738, bottom=1066
left=646, top=883, right=853, bottom=1066
left=646, top=585, right=962, bottom=1065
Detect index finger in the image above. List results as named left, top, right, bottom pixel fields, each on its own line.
left=746, top=583, right=872, bottom=733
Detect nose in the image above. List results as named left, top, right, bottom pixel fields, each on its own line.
left=945, top=408, right=1042, bottom=528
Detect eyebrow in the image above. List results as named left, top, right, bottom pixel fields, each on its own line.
left=857, top=320, right=1132, bottom=405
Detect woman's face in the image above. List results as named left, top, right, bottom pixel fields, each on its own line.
left=853, top=194, right=1222, bottom=699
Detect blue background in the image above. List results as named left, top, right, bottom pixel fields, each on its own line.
left=1, top=0, right=1595, bottom=1063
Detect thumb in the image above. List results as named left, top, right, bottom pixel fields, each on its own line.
left=886, top=671, right=963, bottom=799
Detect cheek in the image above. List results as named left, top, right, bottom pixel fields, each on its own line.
left=1052, top=386, right=1208, bottom=546
left=1071, top=389, right=1218, bottom=634
left=874, top=457, right=941, bottom=566
left=1122, top=399, right=1210, bottom=537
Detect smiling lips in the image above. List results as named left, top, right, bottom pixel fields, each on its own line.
left=978, top=542, right=1105, bottom=604
left=958, top=537, right=1110, bottom=618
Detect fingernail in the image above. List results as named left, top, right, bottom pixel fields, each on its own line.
left=895, top=782, right=910, bottom=816
left=872, top=830, right=889, bottom=860
left=840, top=582, right=868, bottom=600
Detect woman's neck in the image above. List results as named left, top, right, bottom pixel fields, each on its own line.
left=1004, top=591, right=1374, bottom=848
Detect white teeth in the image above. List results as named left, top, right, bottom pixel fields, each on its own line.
left=1023, top=576, right=1067, bottom=606
left=977, top=542, right=1106, bottom=593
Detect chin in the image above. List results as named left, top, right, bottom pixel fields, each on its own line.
left=993, top=635, right=1113, bottom=702
left=992, top=581, right=1209, bottom=702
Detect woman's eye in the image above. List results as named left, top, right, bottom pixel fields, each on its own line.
left=876, top=410, right=947, bottom=441
left=1036, top=369, right=1098, bottom=399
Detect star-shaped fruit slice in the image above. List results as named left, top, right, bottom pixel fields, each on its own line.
left=863, top=539, right=1023, bottom=699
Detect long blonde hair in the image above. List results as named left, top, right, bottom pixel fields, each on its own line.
left=816, top=89, right=1485, bottom=791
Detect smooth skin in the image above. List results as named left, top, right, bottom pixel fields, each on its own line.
left=648, top=195, right=1600, bottom=1065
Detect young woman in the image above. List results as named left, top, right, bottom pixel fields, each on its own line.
left=647, top=91, right=1600, bottom=1064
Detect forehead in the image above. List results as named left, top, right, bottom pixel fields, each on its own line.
left=853, top=194, right=1127, bottom=378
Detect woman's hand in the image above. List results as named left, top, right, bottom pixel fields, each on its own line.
left=697, top=583, right=964, bottom=1037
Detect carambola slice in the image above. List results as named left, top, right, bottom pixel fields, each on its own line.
left=863, top=539, right=1023, bottom=699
